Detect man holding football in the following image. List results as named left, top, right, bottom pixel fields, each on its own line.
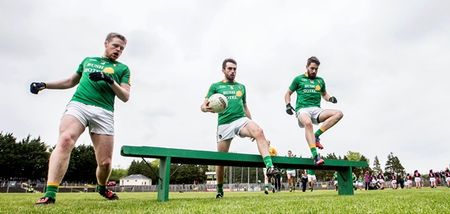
left=284, top=56, right=343, bottom=165
left=31, top=32, right=131, bottom=205
left=201, top=58, right=280, bottom=198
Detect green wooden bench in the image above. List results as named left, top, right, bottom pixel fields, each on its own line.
left=121, top=145, right=368, bottom=202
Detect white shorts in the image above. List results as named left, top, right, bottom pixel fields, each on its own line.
left=216, top=117, right=250, bottom=141
left=377, top=179, right=385, bottom=184
left=308, top=175, right=317, bottom=182
left=446, top=177, right=450, bottom=183
left=391, top=180, right=397, bottom=184
left=286, top=170, right=296, bottom=177
left=296, top=107, right=324, bottom=128
left=430, top=177, right=436, bottom=183
left=64, top=101, right=114, bottom=135
left=407, top=180, right=412, bottom=185
left=414, top=177, right=421, bottom=183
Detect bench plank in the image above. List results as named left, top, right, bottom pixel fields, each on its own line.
left=121, top=145, right=368, bottom=201
left=121, top=146, right=367, bottom=170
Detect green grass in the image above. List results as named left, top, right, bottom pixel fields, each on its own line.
left=1, top=188, right=449, bottom=213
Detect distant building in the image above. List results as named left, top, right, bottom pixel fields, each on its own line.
left=120, top=174, right=152, bottom=186
left=205, top=171, right=217, bottom=185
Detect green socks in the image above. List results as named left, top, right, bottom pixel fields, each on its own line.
left=310, top=147, right=318, bottom=157
left=263, top=156, right=274, bottom=168
left=217, top=183, right=223, bottom=193
left=96, top=185, right=107, bottom=193
left=44, top=185, right=58, bottom=199
left=315, top=128, right=324, bottom=138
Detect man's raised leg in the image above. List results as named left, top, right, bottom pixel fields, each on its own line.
left=239, top=121, right=279, bottom=175
left=315, top=109, right=343, bottom=149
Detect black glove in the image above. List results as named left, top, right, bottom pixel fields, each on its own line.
left=286, top=103, right=295, bottom=115
left=30, top=82, right=46, bottom=94
left=89, top=72, right=114, bottom=84
left=328, top=96, right=337, bottom=103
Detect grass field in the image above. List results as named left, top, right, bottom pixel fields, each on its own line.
left=1, top=188, right=449, bottom=213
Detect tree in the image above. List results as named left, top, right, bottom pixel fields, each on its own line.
left=344, top=151, right=365, bottom=177
left=373, top=156, right=382, bottom=174
left=360, top=155, right=371, bottom=174
left=128, top=160, right=209, bottom=185
left=110, top=168, right=128, bottom=181
left=0, top=133, right=19, bottom=179
left=170, top=164, right=207, bottom=184
left=0, top=133, right=49, bottom=180
left=65, top=144, right=97, bottom=183
left=16, top=136, right=50, bottom=180
left=128, top=159, right=159, bottom=184
left=315, top=153, right=341, bottom=181
left=384, top=152, right=405, bottom=177
left=344, top=151, right=362, bottom=161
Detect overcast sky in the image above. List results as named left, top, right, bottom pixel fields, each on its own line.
left=1, top=0, right=449, bottom=174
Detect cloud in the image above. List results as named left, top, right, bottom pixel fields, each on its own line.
left=1, top=0, right=449, bottom=173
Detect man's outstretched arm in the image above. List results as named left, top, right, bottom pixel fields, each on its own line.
left=30, top=73, right=81, bottom=94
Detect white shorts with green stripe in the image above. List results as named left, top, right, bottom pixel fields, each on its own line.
left=64, top=101, right=114, bottom=135
left=216, top=117, right=249, bottom=142
left=296, top=107, right=324, bottom=128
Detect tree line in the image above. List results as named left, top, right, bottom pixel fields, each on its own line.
left=0, top=132, right=98, bottom=183
left=1, top=132, right=406, bottom=185
left=0, top=132, right=209, bottom=185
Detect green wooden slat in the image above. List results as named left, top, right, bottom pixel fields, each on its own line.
left=121, top=146, right=368, bottom=169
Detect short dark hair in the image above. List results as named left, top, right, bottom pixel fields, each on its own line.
left=222, top=58, right=237, bottom=69
left=307, top=56, right=320, bottom=66
left=105, top=32, right=127, bottom=44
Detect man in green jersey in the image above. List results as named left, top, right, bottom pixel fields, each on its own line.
left=286, top=150, right=297, bottom=192
left=284, top=56, right=343, bottom=166
left=201, top=58, right=280, bottom=198
left=307, top=169, right=317, bottom=191
left=30, top=33, right=131, bottom=205
left=333, top=171, right=339, bottom=191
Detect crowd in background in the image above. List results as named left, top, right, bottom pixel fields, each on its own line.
left=358, top=167, right=450, bottom=190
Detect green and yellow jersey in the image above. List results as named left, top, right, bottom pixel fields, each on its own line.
left=288, top=73, right=326, bottom=111
left=206, top=81, right=246, bottom=125
left=71, top=57, right=130, bottom=112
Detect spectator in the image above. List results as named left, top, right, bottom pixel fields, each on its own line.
left=377, top=173, right=385, bottom=190
left=364, top=171, right=370, bottom=191
left=414, top=170, right=422, bottom=189
left=300, top=170, right=308, bottom=192
left=445, top=167, right=450, bottom=187
left=307, top=169, right=317, bottom=192
left=352, top=172, right=357, bottom=190
left=333, top=171, right=339, bottom=191
left=429, top=170, right=437, bottom=188
left=397, top=174, right=405, bottom=189
left=391, top=174, right=398, bottom=189
left=357, top=176, right=364, bottom=190
left=406, top=173, right=413, bottom=189
left=286, top=150, right=297, bottom=192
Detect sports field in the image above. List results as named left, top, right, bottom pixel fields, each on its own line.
left=1, top=188, right=449, bottom=213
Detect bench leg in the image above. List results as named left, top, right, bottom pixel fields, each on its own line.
left=157, top=156, right=171, bottom=202
left=337, top=167, right=354, bottom=195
